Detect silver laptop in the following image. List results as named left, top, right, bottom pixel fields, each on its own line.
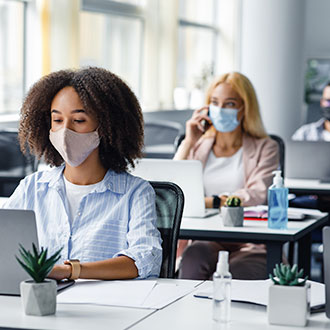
left=286, top=141, right=330, bottom=181
left=130, top=158, right=218, bottom=218
left=323, top=226, right=330, bottom=318
left=0, top=209, right=73, bottom=295
left=0, top=209, right=39, bottom=295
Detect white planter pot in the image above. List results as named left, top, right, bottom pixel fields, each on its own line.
left=20, top=279, right=57, bottom=316
left=267, top=283, right=310, bottom=327
left=221, top=207, right=244, bottom=227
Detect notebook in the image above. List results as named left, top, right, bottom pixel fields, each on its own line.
left=0, top=209, right=73, bottom=296
left=130, top=158, right=218, bottom=218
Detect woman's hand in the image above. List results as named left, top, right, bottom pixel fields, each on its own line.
left=184, top=106, right=211, bottom=147
left=174, top=106, right=211, bottom=160
left=47, top=264, right=71, bottom=281
left=204, top=195, right=228, bottom=209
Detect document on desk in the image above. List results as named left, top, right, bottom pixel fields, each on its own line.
left=194, top=279, right=325, bottom=308
left=57, top=279, right=199, bottom=309
left=244, top=205, right=326, bottom=220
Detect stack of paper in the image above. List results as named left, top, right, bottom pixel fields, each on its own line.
left=243, top=206, right=324, bottom=221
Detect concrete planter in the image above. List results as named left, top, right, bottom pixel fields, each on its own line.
left=221, top=206, right=244, bottom=227
left=268, top=282, right=310, bottom=327
left=20, top=279, right=57, bottom=316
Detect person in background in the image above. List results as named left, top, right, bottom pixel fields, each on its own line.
left=4, top=67, right=162, bottom=281
left=175, top=72, right=279, bottom=280
left=292, top=82, right=330, bottom=141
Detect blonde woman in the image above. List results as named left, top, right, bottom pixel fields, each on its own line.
left=175, top=72, right=279, bottom=280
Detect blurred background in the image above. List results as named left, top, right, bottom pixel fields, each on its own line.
left=1, top=0, right=330, bottom=139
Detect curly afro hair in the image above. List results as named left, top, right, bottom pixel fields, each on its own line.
left=19, top=67, right=144, bottom=172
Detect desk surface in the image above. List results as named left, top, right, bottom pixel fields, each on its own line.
left=0, top=295, right=154, bottom=330
left=131, top=281, right=330, bottom=330
left=0, top=197, right=6, bottom=207
left=180, top=213, right=329, bottom=242
left=0, top=280, right=328, bottom=330
left=285, top=178, right=330, bottom=195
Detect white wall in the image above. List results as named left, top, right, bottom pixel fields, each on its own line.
left=304, top=0, right=330, bottom=59
left=239, top=0, right=305, bottom=139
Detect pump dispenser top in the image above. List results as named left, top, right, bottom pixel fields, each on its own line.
left=216, top=251, right=229, bottom=274
left=272, top=170, right=283, bottom=188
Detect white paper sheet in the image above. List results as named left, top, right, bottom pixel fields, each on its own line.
left=194, top=279, right=325, bottom=307
left=57, top=280, right=157, bottom=308
left=57, top=279, right=199, bottom=309
left=141, top=282, right=197, bottom=309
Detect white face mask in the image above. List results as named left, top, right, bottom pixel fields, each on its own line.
left=49, top=127, right=100, bottom=167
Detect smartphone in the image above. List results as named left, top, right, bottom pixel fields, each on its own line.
left=202, top=109, right=211, bottom=132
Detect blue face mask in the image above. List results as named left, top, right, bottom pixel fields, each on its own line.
left=209, top=104, right=241, bottom=133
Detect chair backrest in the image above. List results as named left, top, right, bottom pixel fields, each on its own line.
left=143, top=120, right=184, bottom=159
left=269, top=134, right=285, bottom=178
left=175, top=133, right=285, bottom=177
left=149, top=181, right=184, bottom=278
left=144, top=120, right=184, bottom=146
left=0, top=129, right=38, bottom=196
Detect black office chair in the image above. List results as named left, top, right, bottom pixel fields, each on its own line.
left=149, top=181, right=184, bottom=278
left=0, top=129, right=38, bottom=197
left=143, top=120, right=184, bottom=159
left=268, top=134, right=285, bottom=178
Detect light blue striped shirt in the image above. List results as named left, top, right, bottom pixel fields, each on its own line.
left=4, top=166, right=162, bottom=279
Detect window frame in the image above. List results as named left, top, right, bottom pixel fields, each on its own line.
left=0, top=0, right=28, bottom=115
left=177, top=0, right=219, bottom=90
left=81, top=0, right=145, bottom=96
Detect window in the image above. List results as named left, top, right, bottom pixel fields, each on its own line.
left=80, top=0, right=145, bottom=96
left=0, top=0, right=26, bottom=114
left=176, top=0, right=219, bottom=109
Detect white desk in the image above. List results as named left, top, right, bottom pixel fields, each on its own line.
left=285, top=178, right=330, bottom=195
left=0, top=197, right=7, bottom=207
left=0, top=295, right=154, bottom=330
left=180, top=213, right=329, bottom=278
left=0, top=279, right=200, bottom=330
left=1, top=280, right=328, bottom=330
left=131, top=281, right=330, bottom=330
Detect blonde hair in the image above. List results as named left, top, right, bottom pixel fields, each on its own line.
left=205, top=72, right=267, bottom=138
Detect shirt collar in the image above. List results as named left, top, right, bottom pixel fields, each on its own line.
left=37, top=165, right=127, bottom=195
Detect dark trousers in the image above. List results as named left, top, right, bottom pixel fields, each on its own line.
left=178, top=241, right=267, bottom=280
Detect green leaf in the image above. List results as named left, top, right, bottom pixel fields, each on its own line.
left=275, top=264, right=282, bottom=278
left=297, top=269, right=304, bottom=278
left=16, top=244, right=63, bottom=282
left=32, top=243, right=39, bottom=259
left=38, top=249, right=47, bottom=266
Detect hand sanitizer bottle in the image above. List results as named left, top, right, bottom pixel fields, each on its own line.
left=213, top=251, right=232, bottom=323
left=268, top=170, right=288, bottom=229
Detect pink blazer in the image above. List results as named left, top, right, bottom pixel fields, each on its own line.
left=182, top=134, right=279, bottom=206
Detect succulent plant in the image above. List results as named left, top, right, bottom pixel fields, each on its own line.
left=224, top=196, right=242, bottom=207
left=16, top=243, right=62, bottom=283
left=269, top=263, right=308, bottom=286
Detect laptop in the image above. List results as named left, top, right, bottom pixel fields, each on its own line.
left=0, top=209, right=73, bottom=296
left=285, top=141, right=330, bottom=181
left=323, top=226, right=330, bottom=318
left=130, top=158, right=218, bottom=218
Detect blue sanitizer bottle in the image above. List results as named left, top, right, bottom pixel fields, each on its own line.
left=268, top=170, right=288, bottom=229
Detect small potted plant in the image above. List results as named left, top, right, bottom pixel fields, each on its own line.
left=221, top=196, right=244, bottom=227
left=16, top=243, right=62, bottom=316
left=268, top=263, right=310, bottom=327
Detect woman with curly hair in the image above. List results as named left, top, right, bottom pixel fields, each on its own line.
left=4, top=67, right=162, bottom=281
